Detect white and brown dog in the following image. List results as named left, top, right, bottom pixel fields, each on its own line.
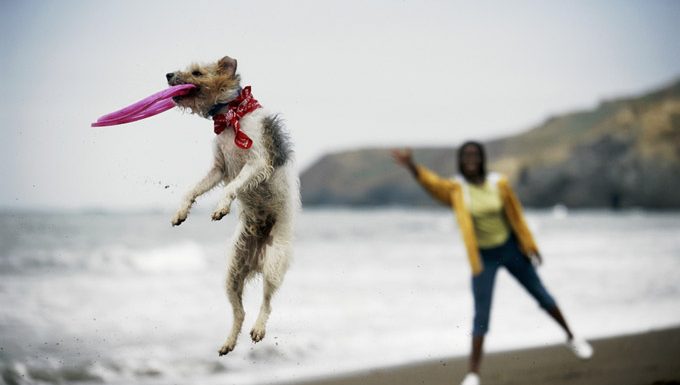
left=167, top=55, right=298, bottom=356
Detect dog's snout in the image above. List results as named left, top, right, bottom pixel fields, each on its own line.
left=166, top=72, right=175, bottom=81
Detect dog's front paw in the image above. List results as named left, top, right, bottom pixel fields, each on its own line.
left=171, top=208, right=189, bottom=226
left=250, top=327, right=266, bottom=343
left=212, top=195, right=234, bottom=221
left=218, top=341, right=236, bottom=356
left=211, top=205, right=231, bottom=221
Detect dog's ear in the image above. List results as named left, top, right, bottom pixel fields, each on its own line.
left=218, top=56, right=237, bottom=77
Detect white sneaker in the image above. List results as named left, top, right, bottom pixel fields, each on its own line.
left=461, top=372, right=480, bottom=385
left=566, top=337, right=593, bottom=359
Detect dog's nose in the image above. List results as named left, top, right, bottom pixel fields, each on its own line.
left=166, top=72, right=175, bottom=81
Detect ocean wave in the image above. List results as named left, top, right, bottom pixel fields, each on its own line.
left=1, top=361, right=104, bottom=385
left=0, top=357, right=230, bottom=385
left=0, top=242, right=208, bottom=275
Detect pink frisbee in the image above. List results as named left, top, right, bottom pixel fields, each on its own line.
left=91, top=84, right=196, bottom=127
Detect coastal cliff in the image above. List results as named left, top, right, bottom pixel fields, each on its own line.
left=300, top=79, right=680, bottom=209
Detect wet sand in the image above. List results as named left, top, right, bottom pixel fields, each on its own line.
left=283, top=326, right=680, bottom=385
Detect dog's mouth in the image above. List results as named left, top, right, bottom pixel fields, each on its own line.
left=171, top=84, right=199, bottom=102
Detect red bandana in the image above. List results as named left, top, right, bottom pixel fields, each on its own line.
left=212, top=86, right=261, bottom=149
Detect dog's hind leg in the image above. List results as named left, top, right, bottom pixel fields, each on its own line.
left=250, top=242, right=291, bottom=343
left=250, top=273, right=277, bottom=343
left=219, top=247, right=249, bottom=356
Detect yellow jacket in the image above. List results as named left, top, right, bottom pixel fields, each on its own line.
left=416, top=165, right=539, bottom=276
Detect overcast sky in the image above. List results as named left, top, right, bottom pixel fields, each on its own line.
left=1, top=0, right=679, bottom=210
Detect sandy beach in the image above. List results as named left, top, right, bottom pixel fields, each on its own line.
left=285, top=326, right=680, bottom=385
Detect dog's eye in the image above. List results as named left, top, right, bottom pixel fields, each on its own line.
left=192, top=70, right=203, bottom=77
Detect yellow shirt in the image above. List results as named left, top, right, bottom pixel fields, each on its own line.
left=415, top=165, right=540, bottom=275
left=468, top=182, right=510, bottom=248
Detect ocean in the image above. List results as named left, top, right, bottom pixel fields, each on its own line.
left=1, top=208, right=679, bottom=385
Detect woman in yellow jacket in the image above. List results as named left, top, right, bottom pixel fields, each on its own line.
left=392, top=142, right=592, bottom=385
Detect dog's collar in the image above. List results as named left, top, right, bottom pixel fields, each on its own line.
left=212, top=86, right=261, bottom=149
left=207, top=103, right=228, bottom=117
left=207, top=87, right=242, bottom=117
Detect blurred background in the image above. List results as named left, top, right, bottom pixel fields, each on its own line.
left=1, top=1, right=679, bottom=384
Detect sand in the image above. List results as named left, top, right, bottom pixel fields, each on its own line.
left=282, top=326, right=680, bottom=385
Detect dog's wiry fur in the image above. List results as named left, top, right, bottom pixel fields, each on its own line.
left=167, top=55, right=299, bottom=356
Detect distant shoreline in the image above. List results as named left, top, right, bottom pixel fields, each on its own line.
left=279, top=326, right=680, bottom=385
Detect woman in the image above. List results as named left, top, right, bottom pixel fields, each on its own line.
left=391, top=142, right=592, bottom=385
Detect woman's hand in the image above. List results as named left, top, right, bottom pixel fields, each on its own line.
left=391, top=148, right=419, bottom=177
left=391, top=148, right=414, bottom=168
left=530, top=251, right=543, bottom=267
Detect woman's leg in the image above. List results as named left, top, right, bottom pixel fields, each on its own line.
left=502, top=242, right=573, bottom=338
left=469, top=335, right=485, bottom=374
left=546, top=306, right=573, bottom=339
left=469, top=256, right=500, bottom=373
left=503, top=240, right=594, bottom=359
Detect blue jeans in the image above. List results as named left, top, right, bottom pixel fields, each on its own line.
left=471, top=234, right=557, bottom=336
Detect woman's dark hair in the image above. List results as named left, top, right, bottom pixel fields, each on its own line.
left=458, top=140, right=487, bottom=180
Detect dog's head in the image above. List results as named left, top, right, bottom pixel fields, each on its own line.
left=166, top=56, right=241, bottom=118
